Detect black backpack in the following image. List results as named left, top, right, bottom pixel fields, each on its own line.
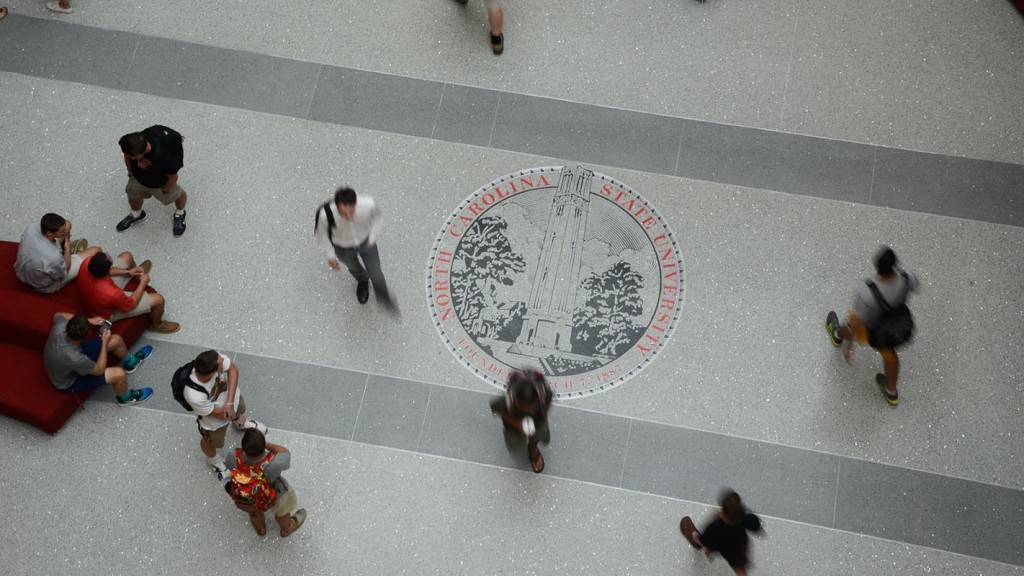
left=313, top=201, right=336, bottom=243
left=143, top=125, right=185, bottom=172
left=170, top=361, right=210, bottom=412
left=866, top=272, right=915, bottom=349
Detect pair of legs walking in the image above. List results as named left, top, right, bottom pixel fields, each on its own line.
left=826, top=311, right=900, bottom=405
left=234, top=489, right=306, bottom=538
left=333, top=242, right=392, bottom=306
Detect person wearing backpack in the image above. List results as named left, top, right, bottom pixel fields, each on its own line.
left=224, top=429, right=307, bottom=538
left=116, top=126, right=189, bottom=237
left=489, top=368, right=554, bottom=473
left=825, top=246, right=920, bottom=406
left=179, top=350, right=268, bottom=481
left=314, top=186, right=396, bottom=311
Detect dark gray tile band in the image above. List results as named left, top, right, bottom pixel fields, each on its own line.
left=89, top=337, right=1024, bottom=566
left=2, top=13, right=1022, bottom=227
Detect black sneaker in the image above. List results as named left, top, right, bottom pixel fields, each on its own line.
left=116, top=211, right=147, bottom=232
left=490, top=33, right=504, bottom=55
left=357, top=280, right=369, bottom=304
left=173, top=210, right=187, bottom=237
left=825, top=311, right=843, bottom=347
left=875, top=374, right=899, bottom=406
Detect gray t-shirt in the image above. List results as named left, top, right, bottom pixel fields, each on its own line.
left=227, top=449, right=292, bottom=493
left=852, top=270, right=920, bottom=327
left=14, top=223, right=66, bottom=292
left=43, top=316, right=96, bottom=389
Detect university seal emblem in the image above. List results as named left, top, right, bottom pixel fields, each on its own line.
left=427, top=166, right=684, bottom=399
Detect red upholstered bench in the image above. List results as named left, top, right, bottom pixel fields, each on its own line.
left=0, top=240, right=154, bottom=433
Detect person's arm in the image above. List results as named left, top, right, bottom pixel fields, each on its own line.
left=62, top=235, right=73, bottom=271
left=124, top=273, right=150, bottom=309
left=88, top=330, right=112, bottom=375
left=314, top=208, right=340, bottom=268
left=223, top=361, right=240, bottom=421
left=123, top=153, right=133, bottom=176
left=162, top=173, right=178, bottom=193
left=366, top=201, right=383, bottom=246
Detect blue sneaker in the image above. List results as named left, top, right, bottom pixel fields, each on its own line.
left=123, top=345, right=154, bottom=374
left=117, top=387, right=153, bottom=406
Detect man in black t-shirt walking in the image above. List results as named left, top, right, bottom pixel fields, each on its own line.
left=116, top=126, right=189, bottom=237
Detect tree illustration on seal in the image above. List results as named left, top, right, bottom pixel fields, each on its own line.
left=451, top=215, right=526, bottom=331
left=572, top=261, right=646, bottom=357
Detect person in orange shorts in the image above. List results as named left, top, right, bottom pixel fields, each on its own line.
left=826, top=247, right=920, bottom=406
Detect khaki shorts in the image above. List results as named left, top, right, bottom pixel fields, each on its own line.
left=271, top=486, right=298, bottom=518
left=109, top=255, right=153, bottom=321
left=39, top=254, right=84, bottom=294
left=198, top=397, right=247, bottom=450
left=126, top=176, right=184, bottom=205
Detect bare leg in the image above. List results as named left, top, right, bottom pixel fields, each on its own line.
left=107, top=334, right=128, bottom=359
left=60, top=0, right=71, bottom=9
left=105, top=367, right=128, bottom=396
left=200, top=436, right=217, bottom=458
left=175, top=190, right=188, bottom=210
left=148, top=293, right=166, bottom=325
left=881, top=350, right=900, bottom=394
left=118, top=251, right=136, bottom=268
left=128, top=198, right=144, bottom=212
left=488, top=6, right=503, bottom=36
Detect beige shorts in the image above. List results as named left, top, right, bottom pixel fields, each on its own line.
left=198, top=397, right=248, bottom=450
left=108, top=255, right=153, bottom=321
left=271, top=486, right=298, bottom=518
left=39, top=254, right=85, bottom=294
left=126, top=176, right=184, bottom=205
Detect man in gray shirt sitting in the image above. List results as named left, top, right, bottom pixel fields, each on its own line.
left=43, top=313, right=154, bottom=405
left=15, top=213, right=101, bottom=293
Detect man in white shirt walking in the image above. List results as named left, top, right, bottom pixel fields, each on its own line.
left=314, top=187, right=395, bottom=310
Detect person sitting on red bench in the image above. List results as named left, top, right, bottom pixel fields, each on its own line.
left=78, top=251, right=180, bottom=333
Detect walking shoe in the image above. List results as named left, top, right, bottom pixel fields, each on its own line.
left=490, top=33, right=504, bottom=55
left=46, top=1, right=74, bottom=14
left=281, top=508, right=307, bottom=538
left=148, top=321, right=180, bottom=334
left=116, top=211, right=147, bottom=232
left=356, top=280, right=369, bottom=304
left=123, top=345, right=154, bottom=374
left=69, top=238, right=89, bottom=254
left=875, top=374, right=899, bottom=406
left=235, top=418, right=268, bottom=434
left=116, top=387, right=153, bottom=406
left=825, top=311, right=843, bottom=347
left=211, top=461, right=231, bottom=482
left=173, top=211, right=187, bottom=237
left=139, top=259, right=152, bottom=274
left=680, top=516, right=701, bottom=549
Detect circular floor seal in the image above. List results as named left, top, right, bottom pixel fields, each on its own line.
left=427, top=166, right=684, bottom=399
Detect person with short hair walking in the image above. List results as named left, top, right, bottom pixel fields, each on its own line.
left=680, top=490, right=765, bottom=576
left=825, top=246, right=920, bottom=405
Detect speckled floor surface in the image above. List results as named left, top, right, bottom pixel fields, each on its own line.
left=1, top=1, right=1023, bottom=574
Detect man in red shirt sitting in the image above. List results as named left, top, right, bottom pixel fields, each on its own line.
left=78, top=251, right=180, bottom=333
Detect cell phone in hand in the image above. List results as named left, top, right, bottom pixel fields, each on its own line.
left=98, top=320, right=112, bottom=335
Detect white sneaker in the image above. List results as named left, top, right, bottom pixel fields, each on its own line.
left=210, top=461, right=231, bottom=482
left=234, top=418, right=268, bottom=434
left=46, top=1, right=74, bottom=14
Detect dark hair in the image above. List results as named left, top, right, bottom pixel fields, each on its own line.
left=509, top=369, right=544, bottom=401
left=87, top=253, right=112, bottom=278
left=242, top=428, right=266, bottom=457
left=66, top=314, right=91, bottom=340
left=194, top=350, right=220, bottom=376
left=720, top=490, right=744, bottom=523
left=118, top=132, right=147, bottom=156
left=334, top=186, right=357, bottom=206
left=874, top=246, right=897, bottom=275
left=40, top=213, right=66, bottom=235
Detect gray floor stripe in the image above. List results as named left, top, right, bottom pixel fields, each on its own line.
left=2, top=13, right=1022, bottom=228
left=88, top=337, right=1024, bottom=566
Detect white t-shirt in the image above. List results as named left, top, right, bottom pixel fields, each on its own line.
left=183, top=355, right=241, bottom=431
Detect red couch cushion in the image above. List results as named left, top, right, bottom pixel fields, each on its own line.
left=0, top=342, right=92, bottom=434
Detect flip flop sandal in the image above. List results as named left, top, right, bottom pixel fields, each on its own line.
left=529, top=446, right=545, bottom=473
left=680, top=516, right=701, bottom=549
left=281, top=508, right=307, bottom=538
left=0, top=7, right=8, bottom=21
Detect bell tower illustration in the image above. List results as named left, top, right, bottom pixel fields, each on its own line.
left=513, top=165, right=592, bottom=353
